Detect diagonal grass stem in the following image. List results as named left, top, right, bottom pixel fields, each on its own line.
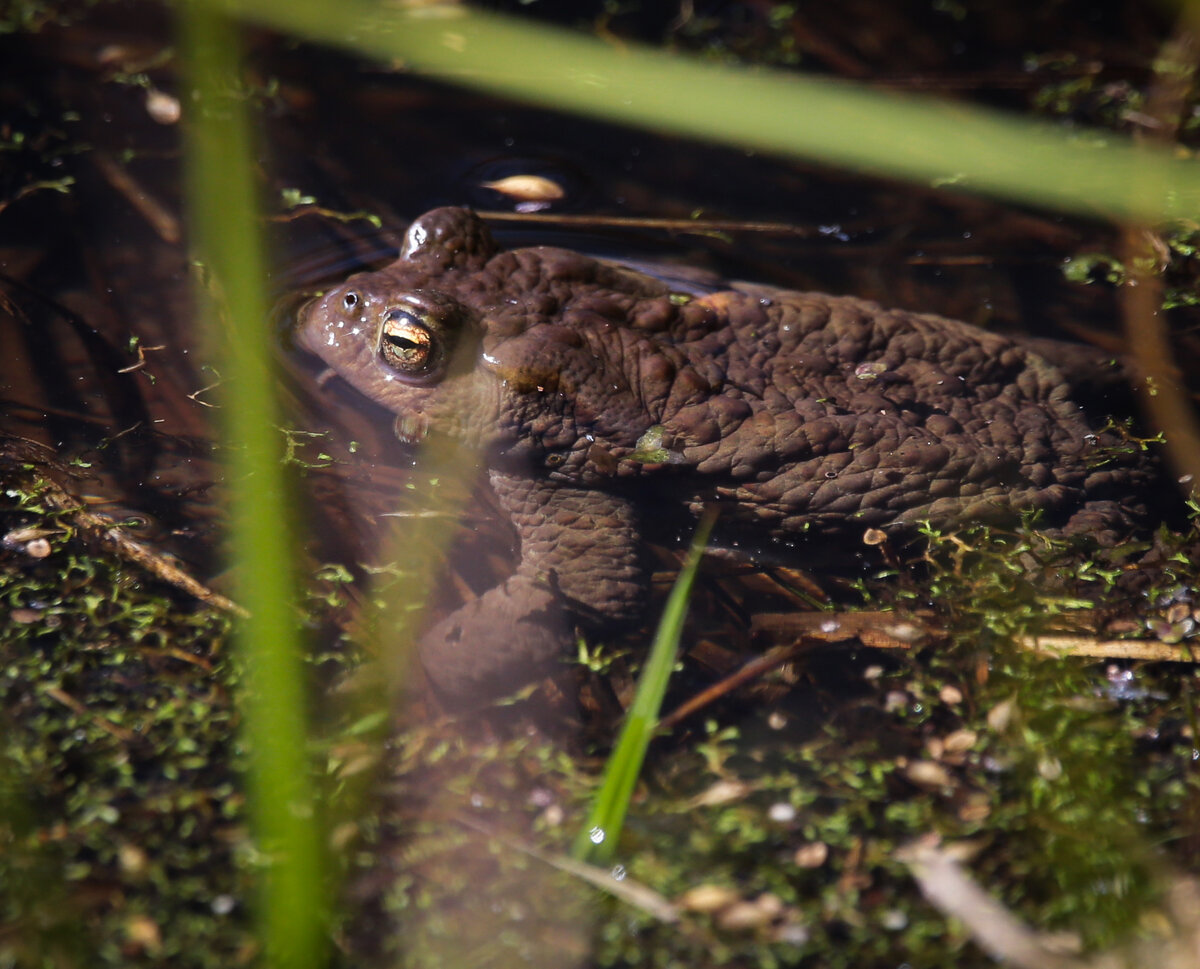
left=573, top=508, right=716, bottom=865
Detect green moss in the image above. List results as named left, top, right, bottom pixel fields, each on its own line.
left=1062, top=222, right=1200, bottom=309
left=0, top=478, right=253, bottom=968
left=0, top=0, right=93, bottom=34
left=335, top=513, right=1198, bottom=968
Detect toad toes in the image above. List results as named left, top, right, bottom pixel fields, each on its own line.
left=297, top=207, right=1150, bottom=699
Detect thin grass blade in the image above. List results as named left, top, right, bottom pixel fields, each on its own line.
left=573, top=508, right=716, bottom=864
left=179, top=8, right=325, bottom=967
left=205, top=0, right=1200, bottom=224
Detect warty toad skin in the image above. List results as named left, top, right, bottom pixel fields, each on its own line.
left=297, top=207, right=1151, bottom=698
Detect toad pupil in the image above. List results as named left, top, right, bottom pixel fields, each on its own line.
left=381, top=312, right=432, bottom=370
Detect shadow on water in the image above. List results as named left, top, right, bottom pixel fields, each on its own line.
left=2, top=2, right=1200, bottom=967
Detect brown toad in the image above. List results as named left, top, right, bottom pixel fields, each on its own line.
left=297, top=207, right=1150, bottom=698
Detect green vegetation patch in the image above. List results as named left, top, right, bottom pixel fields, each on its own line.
left=0, top=474, right=252, bottom=968
left=339, top=515, right=1200, bottom=968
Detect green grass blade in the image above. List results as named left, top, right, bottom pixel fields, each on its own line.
left=179, top=7, right=325, bottom=967
left=573, top=508, right=716, bottom=864
left=204, top=0, right=1200, bottom=224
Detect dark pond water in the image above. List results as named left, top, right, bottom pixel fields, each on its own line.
left=2, top=2, right=1200, bottom=968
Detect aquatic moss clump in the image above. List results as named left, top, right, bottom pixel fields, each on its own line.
left=0, top=479, right=253, bottom=968
left=339, top=516, right=1199, bottom=969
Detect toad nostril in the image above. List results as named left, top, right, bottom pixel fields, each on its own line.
left=342, top=291, right=360, bottom=311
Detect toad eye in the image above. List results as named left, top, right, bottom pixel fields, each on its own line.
left=342, top=291, right=360, bottom=311
left=379, top=309, right=438, bottom=375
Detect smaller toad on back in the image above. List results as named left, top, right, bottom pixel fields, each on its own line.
left=298, top=207, right=1150, bottom=699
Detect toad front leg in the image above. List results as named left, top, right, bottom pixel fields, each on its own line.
left=418, top=472, right=645, bottom=700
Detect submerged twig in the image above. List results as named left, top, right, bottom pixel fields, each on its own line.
left=3, top=437, right=247, bottom=617
left=1023, top=635, right=1197, bottom=662
left=67, top=497, right=249, bottom=617
left=900, top=835, right=1200, bottom=969
left=92, top=152, right=183, bottom=244
left=43, top=684, right=137, bottom=743
left=455, top=815, right=680, bottom=924
left=750, top=610, right=932, bottom=648
left=662, top=611, right=1196, bottom=728
left=658, top=642, right=808, bottom=730
left=898, top=836, right=1087, bottom=969
left=476, top=209, right=827, bottom=237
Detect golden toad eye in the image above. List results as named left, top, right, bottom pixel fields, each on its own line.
left=380, top=310, right=436, bottom=374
